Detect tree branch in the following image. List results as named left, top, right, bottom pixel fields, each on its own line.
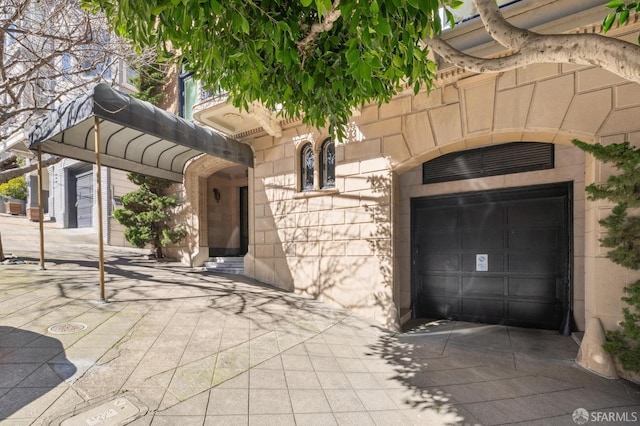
left=0, top=156, right=61, bottom=184
left=296, top=0, right=342, bottom=52
left=472, top=0, right=531, bottom=49
left=424, top=0, right=640, bottom=85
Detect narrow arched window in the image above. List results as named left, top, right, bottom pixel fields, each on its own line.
left=321, top=138, right=335, bottom=189
left=300, top=143, right=314, bottom=191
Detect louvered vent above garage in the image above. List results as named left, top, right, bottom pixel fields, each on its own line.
left=422, top=142, right=554, bottom=184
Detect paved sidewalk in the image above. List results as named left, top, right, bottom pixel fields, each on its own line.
left=0, top=215, right=639, bottom=425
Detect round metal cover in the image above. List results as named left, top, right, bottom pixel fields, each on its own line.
left=48, top=322, right=87, bottom=335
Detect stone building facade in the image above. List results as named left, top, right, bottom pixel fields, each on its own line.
left=163, top=0, right=640, bottom=336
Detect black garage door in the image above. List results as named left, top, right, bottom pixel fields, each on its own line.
left=411, top=183, right=572, bottom=330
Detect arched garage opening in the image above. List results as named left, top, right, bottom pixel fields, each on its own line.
left=397, top=141, right=586, bottom=331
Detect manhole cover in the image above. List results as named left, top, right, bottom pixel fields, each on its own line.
left=60, top=396, right=141, bottom=426
left=44, top=393, right=148, bottom=426
left=48, top=322, right=87, bottom=335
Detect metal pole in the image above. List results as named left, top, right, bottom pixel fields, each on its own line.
left=94, top=117, right=105, bottom=301
left=37, top=146, right=45, bottom=270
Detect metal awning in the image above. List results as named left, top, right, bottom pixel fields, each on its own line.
left=27, top=83, right=254, bottom=301
left=28, top=83, right=253, bottom=182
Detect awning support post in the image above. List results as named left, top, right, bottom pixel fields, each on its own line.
left=94, top=117, right=105, bottom=301
left=37, top=146, right=45, bottom=270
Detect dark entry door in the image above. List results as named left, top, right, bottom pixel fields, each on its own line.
left=411, top=183, right=571, bottom=330
left=239, top=186, right=248, bottom=255
left=75, top=171, right=93, bottom=228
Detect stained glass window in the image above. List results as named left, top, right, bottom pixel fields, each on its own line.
left=321, top=139, right=335, bottom=189
left=301, top=143, right=314, bottom=191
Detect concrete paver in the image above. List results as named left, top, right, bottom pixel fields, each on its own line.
left=0, top=214, right=639, bottom=425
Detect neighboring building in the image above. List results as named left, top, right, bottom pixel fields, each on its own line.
left=1, top=0, right=141, bottom=245
left=160, top=0, right=640, bottom=337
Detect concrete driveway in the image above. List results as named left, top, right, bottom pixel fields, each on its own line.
left=0, top=214, right=638, bottom=425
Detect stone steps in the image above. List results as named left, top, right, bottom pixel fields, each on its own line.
left=204, top=257, right=244, bottom=274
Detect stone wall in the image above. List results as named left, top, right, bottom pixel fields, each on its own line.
left=246, top=127, right=397, bottom=328
left=242, top=60, right=640, bottom=332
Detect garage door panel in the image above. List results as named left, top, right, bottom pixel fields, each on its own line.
left=508, top=300, right=560, bottom=326
left=507, top=199, right=563, bottom=225
left=419, top=231, right=458, bottom=250
left=508, top=228, right=558, bottom=249
left=418, top=208, right=458, bottom=231
left=422, top=254, right=460, bottom=271
left=508, top=254, right=557, bottom=274
left=412, top=182, right=570, bottom=330
left=508, top=277, right=559, bottom=299
left=462, top=230, right=503, bottom=249
left=462, top=253, right=504, bottom=272
left=416, top=295, right=460, bottom=319
left=462, top=299, right=504, bottom=322
left=460, top=205, right=503, bottom=228
left=420, top=275, right=459, bottom=294
left=462, top=276, right=504, bottom=296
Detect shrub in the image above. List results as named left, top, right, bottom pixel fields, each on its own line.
left=573, top=140, right=640, bottom=372
left=0, top=177, right=27, bottom=200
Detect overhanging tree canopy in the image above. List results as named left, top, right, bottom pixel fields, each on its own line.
left=83, top=0, right=640, bottom=134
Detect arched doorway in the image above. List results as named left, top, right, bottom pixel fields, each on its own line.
left=174, top=154, right=252, bottom=268
left=206, top=166, right=249, bottom=258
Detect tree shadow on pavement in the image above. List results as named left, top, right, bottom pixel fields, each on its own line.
left=0, top=326, right=76, bottom=421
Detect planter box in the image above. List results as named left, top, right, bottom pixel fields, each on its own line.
left=6, top=202, right=23, bottom=215
left=26, top=207, right=40, bottom=221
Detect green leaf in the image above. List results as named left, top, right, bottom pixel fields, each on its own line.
left=239, top=15, right=250, bottom=34
left=301, top=0, right=313, bottom=6
left=316, top=0, right=332, bottom=16
left=358, top=60, right=371, bottom=80
left=371, top=0, right=379, bottom=14
left=302, top=74, right=314, bottom=94
left=150, top=5, right=165, bottom=15
left=449, top=0, right=464, bottom=9
left=418, top=0, right=435, bottom=13
left=376, top=17, right=392, bottom=35
left=619, top=9, right=630, bottom=25
left=602, top=12, right=616, bottom=33
left=276, top=21, right=292, bottom=37
left=606, top=0, right=625, bottom=9
left=445, top=8, right=455, bottom=28
left=209, top=0, right=222, bottom=14
left=392, top=55, right=403, bottom=68
left=346, top=48, right=360, bottom=65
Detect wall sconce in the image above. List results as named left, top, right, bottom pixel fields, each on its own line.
left=213, top=188, right=221, bottom=203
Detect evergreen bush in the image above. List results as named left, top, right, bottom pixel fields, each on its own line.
left=113, top=173, right=186, bottom=258
left=573, top=139, right=640, bottom=372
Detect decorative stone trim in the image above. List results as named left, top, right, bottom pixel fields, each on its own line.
left=293, top=188, right=339, bottom=199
